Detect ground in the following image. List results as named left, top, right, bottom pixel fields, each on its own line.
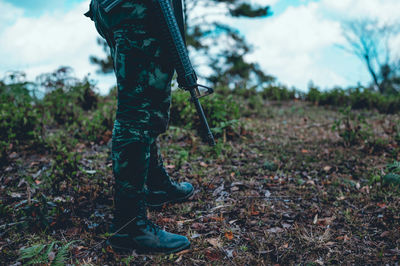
left=1, top=101, right=399, bottom=265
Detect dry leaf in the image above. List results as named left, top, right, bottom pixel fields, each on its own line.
left=225, top=231, right=234, bottom=241
left=207, top=238, right=222, bottom=248
left=267, top=227, right=284, bottom=233
left=200, top=162, right=208, bottom=167
left=377, top=202, right=386, bottom=208
left=323, top=166, right=331, bottom=172
left=313, top=214, right=318, bottom=224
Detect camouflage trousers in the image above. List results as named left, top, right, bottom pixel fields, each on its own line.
left=89, top=0, right=174, bottom=200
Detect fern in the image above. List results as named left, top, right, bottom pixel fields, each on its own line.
left=53, top=241, right=76, bottom=266
left=19, top=240, right=76, bottom=265
left=387, top=161, right=400, bottom=173
left=19, top=244, right=47, bottom=264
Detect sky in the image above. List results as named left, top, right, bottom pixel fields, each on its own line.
left=0, top=0, right=400, bottom=94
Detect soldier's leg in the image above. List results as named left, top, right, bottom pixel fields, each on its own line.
left=146, top=140, right=194, bottom=207
left=88, top=0, right=190, bottom=254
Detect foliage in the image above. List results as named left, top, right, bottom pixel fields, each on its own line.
left=170, top=89, right=240, bottom=138
left=0, top=73, right=41, bottom=166
left=306, top=85, right=400, bottom=114
left=39, top=67, right=98, bottom=125
left=45, top=131, right=81, bottom=193
left=19, top=241, right=75, bottom=265
left=383, top=161, right=400, bottom=186
left=261, top=85, right=298, bottom=101
left=332, top=107, right=372, bottom=146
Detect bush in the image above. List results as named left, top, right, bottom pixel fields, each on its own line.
left=261, top=85, right=297, bottom=101
left=332, top=107, right=372, bottom=146
left=40, top=68, right=98, bottom=126
left=305, top=85, right=400, bottom=114
left=170, top=89, right=240, bottom=138
left=0, top=77, right=41, bottom=166
left=72, top=99, right=116, bottom=143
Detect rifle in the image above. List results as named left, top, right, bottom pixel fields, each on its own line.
left=156, top=0, right=216, bottom=146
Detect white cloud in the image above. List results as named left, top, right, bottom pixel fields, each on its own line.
left=0, top=0, right=114, bottom=94
left=320, top=0, right=400, bottom=22
left=245, top=2, right=346, bottom=90
left=0, top=1, right=24, bottom=27
left=244, top=0, right=400, bottom=90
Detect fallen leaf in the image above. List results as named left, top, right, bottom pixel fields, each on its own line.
left=10, top=192, right=22, bottom=198
left=200, top=162, right=208, bottom=167
left=210, top=215, right=224, bottom=222
left=84, top=170, right=96, bottom=175
left=301, top=149, right=309, bottom=154
left=205, top=248, right=222, bottom=261
left=251, top=210, right=260, bottom=216
left=336, top=235, right=350, bottom=242
left=323, top=166, right=331, bottom=172
left=48, top=251, right=55, bottom=262
left=317, top=216, right=335, bottom=226
left=157, top=217, right=175, bottom=224
left=360, top=185, right=370, bottom=194
left=267, top=227, right=284, bottom=233
left=9, top=152, right=18, bottom=159
left=176, top=249, right=190, bottom=256
left=231, top=186, right=239, bottom=192
left=207, top=238, right=222, bottom=248
left=377, top=202, right=386, bottom=208
left=313, top=214, right=318, bottom=224
left=191, top=222, right=206, bottom=230
left=225, top=231, right=234, bottom=241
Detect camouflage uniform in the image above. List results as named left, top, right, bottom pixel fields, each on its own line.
left=89, top=0, right=174, bottom=197
left=87, top=0, right=192, bottom=254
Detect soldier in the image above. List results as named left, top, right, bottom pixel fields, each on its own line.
left=85, top=0, right=193, bottom=254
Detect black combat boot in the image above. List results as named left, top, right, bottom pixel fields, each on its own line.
left=109, top=193, right=190, bottom=254
left=146, top=166, right=194, bottom=207
left=146, top=140, right=194, bottom=207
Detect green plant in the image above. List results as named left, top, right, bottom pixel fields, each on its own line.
left=382, top=161, right=400, bottom=186
left=19, top=240, right=75, bottom=265
left=332, top=107, right=372, bottom=146
left=170, top=89, right=240, bottom=138
left=44, top=131, right=81, bottom=193
left=0, top=75, right=41, bottom=166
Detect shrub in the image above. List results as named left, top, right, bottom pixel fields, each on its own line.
left=72, top=99, right=116, bottom=143
left=332, top=107, right=372, bottom=146
left=170, top=89, right=240, bottom=138
left=305, top=85, right=400, bottom=114
left=0, top=77, right=41, bottom=166
left=261, top=85, right=297, bottom=101
left=39, top=67, right=98, bottom=126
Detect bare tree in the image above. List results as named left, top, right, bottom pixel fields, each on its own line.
left=341, top=19, right=400, bottom=94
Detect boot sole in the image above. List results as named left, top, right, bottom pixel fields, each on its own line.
left=146, top=187, right=194, bottom=208
left=107, top=240, right=191, bottom=255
